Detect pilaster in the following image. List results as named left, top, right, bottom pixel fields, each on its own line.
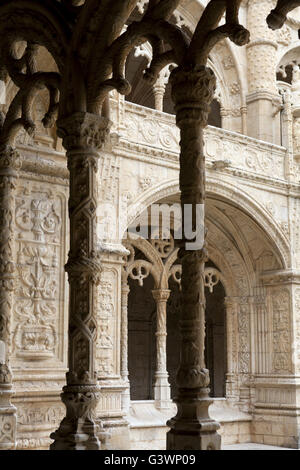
left=249, top=270, right=300, bottom=448
left=0, top=147, right=21, bottom=450
left=96, top=244, right=131, bottom=450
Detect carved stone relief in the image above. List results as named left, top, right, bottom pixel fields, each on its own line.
left=12, top=182, right=66, bottom=364
left=294, top=287, right=300, bottom=371
left=96, top=269, right=117, bottom=378
left=271, top=289, right=292, bottom=374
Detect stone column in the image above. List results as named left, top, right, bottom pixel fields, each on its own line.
left=152, top=289, right=171, bottom=410
left=220, top=107, right=230, bottom=130
left=153, top=83, right=166, bottom=112
left=246, top=0, right=281, bottom=144
left=0, top=147, right=20, bottom=450
left=121, top=272, right=130, bottom=413
left=50, top=112, right=111, bottom=451
left=167, top=65, right=221, bottom=450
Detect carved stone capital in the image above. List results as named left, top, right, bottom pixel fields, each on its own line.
left=57, top=113, right=112, bottom=151
left=0, top=147, right=22, bottom=177
left=224, top=296, right=236, bottom=310
left=152, top=289, right=171, bottom=303
left=170, top=66, right=216, bottom=128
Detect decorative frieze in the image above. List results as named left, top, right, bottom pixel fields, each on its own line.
left=17, top=404, right=65, bottom=428
left=121, top=102, right=286, bottom=181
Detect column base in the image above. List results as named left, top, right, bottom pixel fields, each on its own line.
left=166, top=387, right=221, bottom=450
left=50, top=384, right=101, bottom=451
left=121, top=385, right=131, bottom=414
left=154, top=374, right=172, bottom=411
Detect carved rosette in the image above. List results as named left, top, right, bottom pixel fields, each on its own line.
left=50, top=113, right=111, bottom=451
left=167, top=67, right=220, bottom=450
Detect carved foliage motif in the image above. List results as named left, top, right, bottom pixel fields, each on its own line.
left=272, top=289, right=292, bottom=374
left=0, top=149, right=22, bottom=357
left=238, top=299, right=250, bottom=375
left=122, top=103, right=286, bottom=181
left=96, top=270, right=116, bottom=377
left=123, top=104, right=180, bottom=153
left=294, top=288, right=300, bottom=371
left=13, top=185, right=64, bottom=362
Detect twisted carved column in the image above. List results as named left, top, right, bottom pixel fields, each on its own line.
left=152, top=289, right=171, bottom=410
left=50, top=113, right=111, bottom=451
left=121, top=272, right=130, bottom=412
left=167, top=65, right=221, bottom=450
left=0, top=147, right=20, bottom=450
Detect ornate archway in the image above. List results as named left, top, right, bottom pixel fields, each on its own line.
left=0, top=0, right=251, bottom=451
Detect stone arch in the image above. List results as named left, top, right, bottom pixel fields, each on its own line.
left=207, top=240, right=244, bottom=298
left=276, top=44, right=300, bottom=83
left=127, top=177, right=290, bottom=270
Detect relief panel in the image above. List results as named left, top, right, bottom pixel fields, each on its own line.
left=12, top=181, right=67, bottom=365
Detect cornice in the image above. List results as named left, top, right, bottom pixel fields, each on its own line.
left=261, top=269, right=300, bottom=285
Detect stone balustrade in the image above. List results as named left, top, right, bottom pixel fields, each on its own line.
left=118, top=101, right=287, bottom=182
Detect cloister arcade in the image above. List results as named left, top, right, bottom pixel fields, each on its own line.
left=1, top=0, right=300, bottom=451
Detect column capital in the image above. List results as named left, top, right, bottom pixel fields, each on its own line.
left=121, top=279, right=130, bottom=295
left=170, top=65, right=216, bottom=128
left=0, top=145, right=22, bottom=169
left=152, top=289, right=171, bottom=302
left=224, top=296, right=237, bottom=309
left=57, top=112, right=112, bottom=151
